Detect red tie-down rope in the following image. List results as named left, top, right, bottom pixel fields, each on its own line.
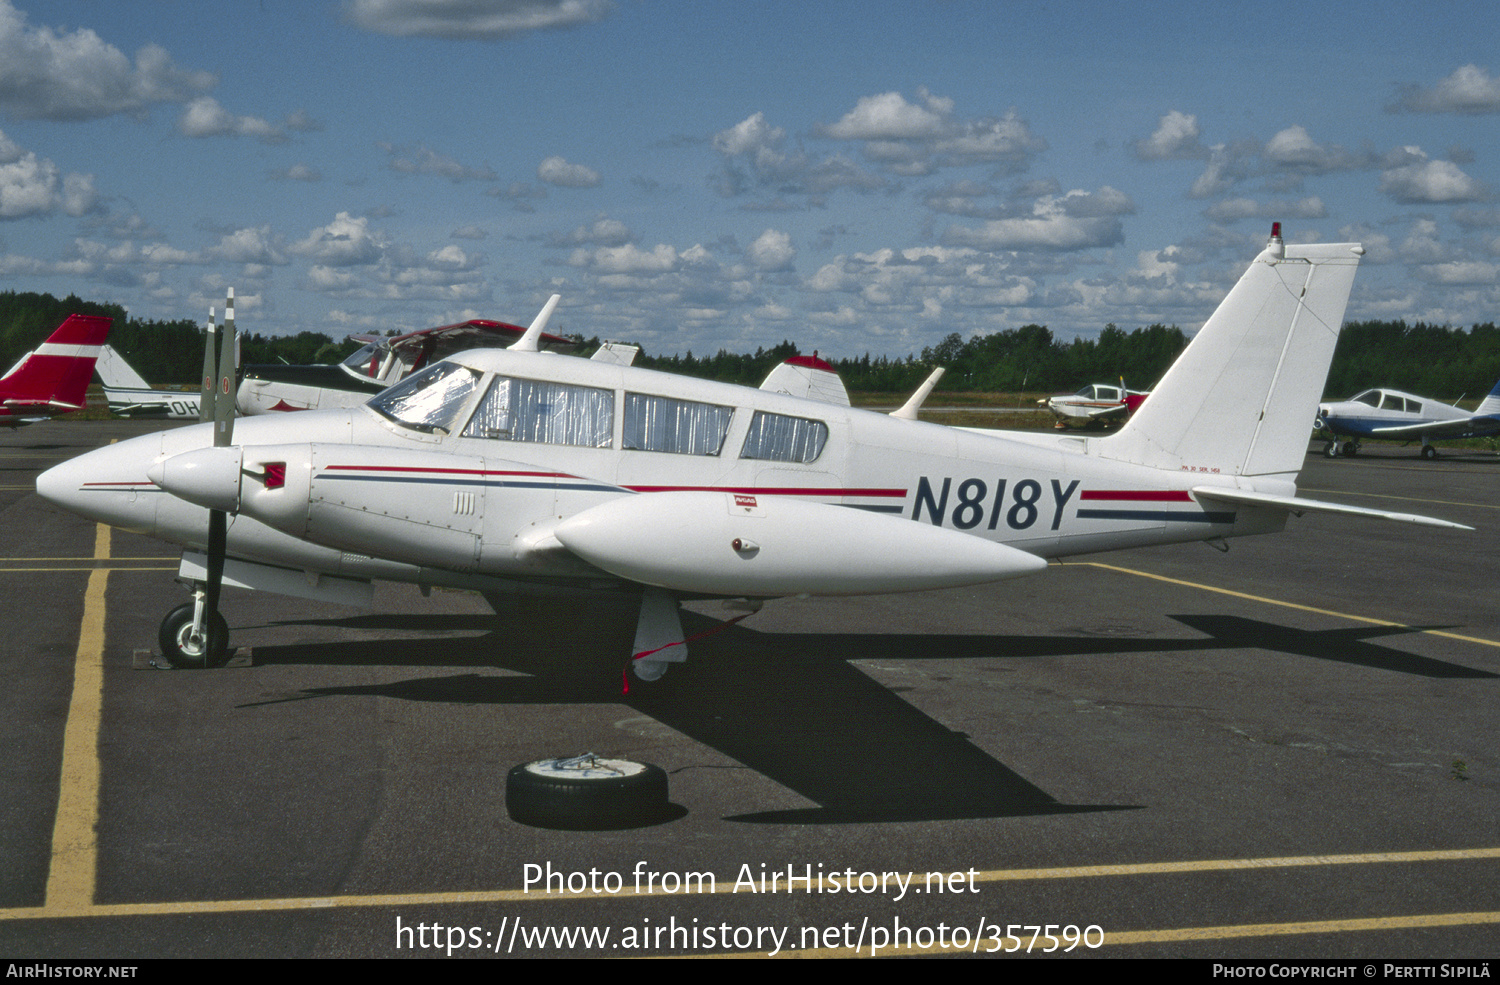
left=622, top=610, right=756, bottom=694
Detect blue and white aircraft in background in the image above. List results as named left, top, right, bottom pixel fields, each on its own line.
left=1316, top=378, right=1500, bottom=459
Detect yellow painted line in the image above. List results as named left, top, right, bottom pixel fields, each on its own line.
left=1301, top=487, right=1499, bottom=512
left=1, top=557, right=176, bottom=561
left=0, top=566, right=175, bottom=572
left=44, top=522, right=110, bottom=915
left=1076, top=561, right=1500, bottom=650
left=741, top=910, right=1500, bottom=957
left=5, top=846, right=1499, bottom=922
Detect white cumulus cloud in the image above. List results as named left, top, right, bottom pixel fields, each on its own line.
left=537, top=155, right=600, bottom=188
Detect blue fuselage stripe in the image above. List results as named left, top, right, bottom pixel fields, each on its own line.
left=1077, top=508, right=1236, bottom=524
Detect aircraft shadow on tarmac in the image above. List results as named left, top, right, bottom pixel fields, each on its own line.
left=239, top=602, right=1491, bottom=824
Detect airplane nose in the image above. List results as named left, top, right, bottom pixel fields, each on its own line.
left=37, top=433, right=165, bottom=533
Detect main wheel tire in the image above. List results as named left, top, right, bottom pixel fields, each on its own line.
left=159, top=603, right=229, bottom=669
left=1342, top=441, right=1359, bottom=458
left=506, top=756, right=669, bottom=830
left=1421, top=445, right=1438, bottom=460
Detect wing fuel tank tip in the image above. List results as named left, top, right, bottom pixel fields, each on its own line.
left=554, top=490, right=1046, bottom=597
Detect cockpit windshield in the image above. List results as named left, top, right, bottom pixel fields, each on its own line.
left=341, top=341, right=384, bottom=379
left=367, top=361, right=481, bottom=434
left=1353, top=390, right=1380, bottom=407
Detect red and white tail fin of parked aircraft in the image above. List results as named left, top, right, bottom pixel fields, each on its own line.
left=0, top=314, right=112, bottom=427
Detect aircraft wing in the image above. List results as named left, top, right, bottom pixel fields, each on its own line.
left=1371, top=415, right=1500, bottom=440
left=104, top=400, right=174, bottom=418
left=1190, top=486, right=1472, bottom=530
left=1084, top=403, right=1130, bottom=420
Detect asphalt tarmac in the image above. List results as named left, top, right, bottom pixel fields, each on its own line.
left=2, top=420, right=1497, bottom=959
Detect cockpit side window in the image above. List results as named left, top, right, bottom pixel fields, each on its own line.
left=1380, top=393, right=1406, bottom=411
left=367, top=361, right=481, bottom=434
left=739, top=411, right=828, bottom=463
left=622, top=393, right=734, bottom=455
left=461, top=376, right=614, bottom=448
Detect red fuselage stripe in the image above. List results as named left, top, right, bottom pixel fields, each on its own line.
left=323, top=464, right=575, bottom=479
left=624, top=485, right=908, bottom=497
left=1080, top=489, right=1192, bottom=502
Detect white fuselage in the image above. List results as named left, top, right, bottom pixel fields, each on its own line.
left=42, top=348, right=1287, bottom=602
left=1317, top=388, right=1469, bottom=440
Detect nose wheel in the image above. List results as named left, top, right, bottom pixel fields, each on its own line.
left=159, top=599, right=229, bottom=669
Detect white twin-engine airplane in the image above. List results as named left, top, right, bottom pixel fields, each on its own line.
left=38, top=228, right=1470, bottom=677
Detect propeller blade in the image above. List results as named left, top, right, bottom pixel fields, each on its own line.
left=214, top=289, right=236, bottom=447
left=199, top=306, right=217, bottom=424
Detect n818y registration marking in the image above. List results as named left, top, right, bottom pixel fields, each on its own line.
left=911, top=477, right=1080, bottom=531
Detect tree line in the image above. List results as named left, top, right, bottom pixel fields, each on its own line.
left=3, top=289, right=1499, bottom=400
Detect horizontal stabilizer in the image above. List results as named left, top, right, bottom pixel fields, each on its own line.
left=1191, top=486, right=1472, bottom=530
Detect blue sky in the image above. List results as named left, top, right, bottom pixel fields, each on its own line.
left=1, top=0, right=1497, bottom=359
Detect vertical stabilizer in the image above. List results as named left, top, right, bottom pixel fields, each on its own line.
left=1474, top=378, right=1500, bottom=417
left=95, top=345, right=152, bottom=389
left=3, top=314, right=112, bottom=407
left=1100, top=231, right=1363, bottom=479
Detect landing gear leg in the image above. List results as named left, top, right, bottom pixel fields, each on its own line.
left=159, top=584, right=229, bottom=668
left=630, top=588, right=686, bottom=682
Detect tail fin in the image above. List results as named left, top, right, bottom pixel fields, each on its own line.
left=1475, top=377, right=1500, bottom=417
left=1100, top=228, right=1362, bottom=479
left=2, top=314, right=112, bottom=409
left=95, top=345, right=152, bottom=389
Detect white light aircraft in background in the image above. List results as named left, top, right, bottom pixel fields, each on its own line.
left=1316, top=378, right=1500, bottom=459
left=96, top=344, right=201, bottom=419
left=0, top=314, right=112, bottom=427
left=1041, top=380, right=1149, bottom=428
left=38, top=228, right=1469, bottom=678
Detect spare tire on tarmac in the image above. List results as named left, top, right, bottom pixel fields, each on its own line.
left=506, top=755, right=670, bottom=830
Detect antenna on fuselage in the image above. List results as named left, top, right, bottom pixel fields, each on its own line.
left=890, top=367, right=945, bottom=421
left=509, top=294, right=561, bottom=352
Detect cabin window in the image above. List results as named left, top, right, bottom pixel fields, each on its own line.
left=461, top=376, right=614, bottom=448
left=368, top=361, right=481, bottom=434
left=1380, top=394, right=1406, bottom=411
left=739, top=411, right=828, bottom=463
left=622, top=393, right=734, bottom=456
